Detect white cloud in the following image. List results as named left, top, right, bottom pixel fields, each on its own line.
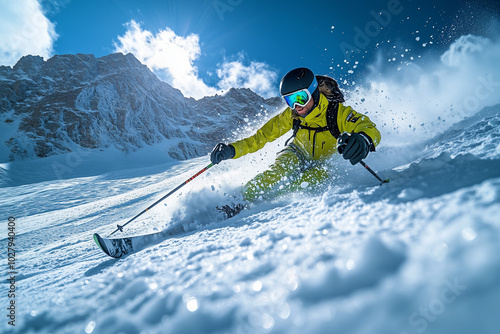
left=114, top=20, right=277, bottom=99
left=217, top=54, right=278, bottom=98
left=0, top=0, right=57, bottom=66
left=114, top=20, right=217, bottom=99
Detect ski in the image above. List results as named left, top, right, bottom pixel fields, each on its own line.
left=94, top=204, right=246, bottom=258
left=93, top=226, right=183, bottom=258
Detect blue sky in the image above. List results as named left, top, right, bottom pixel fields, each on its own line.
left=1, top=0, right=499, bottom=98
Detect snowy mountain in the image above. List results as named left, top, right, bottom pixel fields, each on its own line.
left=0, top=53, right=282, bottom=162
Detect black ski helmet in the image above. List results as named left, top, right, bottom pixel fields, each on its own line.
left=280, top=67, right=320, bottom=111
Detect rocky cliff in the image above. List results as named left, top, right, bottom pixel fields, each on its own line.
left=0, top=53, right=283, bottom=161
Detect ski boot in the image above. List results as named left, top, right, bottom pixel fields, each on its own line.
left=216, top=203, right=246, bottom=219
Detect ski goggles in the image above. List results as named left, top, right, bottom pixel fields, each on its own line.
left=282, top=77, right=318, bottom=109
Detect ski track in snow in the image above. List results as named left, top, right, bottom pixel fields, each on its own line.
left=1, top=107, right=499, bottom=334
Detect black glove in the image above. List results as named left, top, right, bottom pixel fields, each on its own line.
left=337, top=133, right=370, bottom=165
left=210, top=143, right=236, bottom=164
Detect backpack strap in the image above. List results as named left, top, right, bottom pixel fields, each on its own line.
left=285, top=118, right=302, bottom=147
left=326, top=101, right=340, bottom=139
left=316, top=74, right=343, bottom=139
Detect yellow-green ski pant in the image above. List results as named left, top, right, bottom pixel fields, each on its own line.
left=242, top=146, right=329, bottom=202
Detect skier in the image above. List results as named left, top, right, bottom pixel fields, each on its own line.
left=211, top=67, right=381, bottom=217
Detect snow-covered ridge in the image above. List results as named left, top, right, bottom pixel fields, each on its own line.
left=0, top=53, right=283, bottom=162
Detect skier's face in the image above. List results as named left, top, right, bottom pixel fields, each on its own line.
left=294, top=96, right=314, bottom=116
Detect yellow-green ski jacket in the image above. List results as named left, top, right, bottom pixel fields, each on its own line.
left=230, top=93, right=381, bottom=161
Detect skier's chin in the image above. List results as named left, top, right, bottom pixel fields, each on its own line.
left=295, top=107, right=308, bottom=116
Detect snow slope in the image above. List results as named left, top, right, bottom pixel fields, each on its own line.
left=2, top=35, right=500, bottom=334
left=1, top=104, right=499, bottom=334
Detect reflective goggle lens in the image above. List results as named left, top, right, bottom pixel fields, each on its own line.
left=284, top=90, right=310, bottom=108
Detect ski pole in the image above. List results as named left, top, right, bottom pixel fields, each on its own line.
left=360, top=160, right=390, bottom=186
left=337, top=133, right=389, bottom=186
left=109, top=163, right=214, bottom=236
